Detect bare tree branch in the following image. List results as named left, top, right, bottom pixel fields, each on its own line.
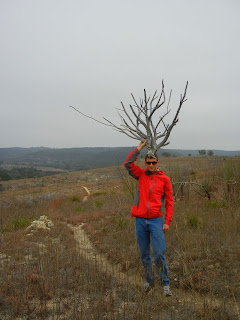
left=172, top=181, right=210, bottom=200
left=70, top=80, right=188, bottom=156
left=69, top=106, right=111, bottom=127
left=120, top=102, right=146, bottom=138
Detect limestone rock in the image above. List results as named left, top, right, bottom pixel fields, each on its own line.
left=26, top=215, right=54, bottom=233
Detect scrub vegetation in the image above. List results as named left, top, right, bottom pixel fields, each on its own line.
left=0, top=156, right=239, bottom=319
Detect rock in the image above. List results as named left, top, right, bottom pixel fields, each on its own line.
left=46, top=221, right=54, bottom=228
left=31, top=220, right=47, bottom=230
left=26, top=215, right=54, bottom=233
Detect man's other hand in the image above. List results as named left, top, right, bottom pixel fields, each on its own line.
left=163, top=224, right=169, bottom=234
left=137, top=140, right=147, bottom=151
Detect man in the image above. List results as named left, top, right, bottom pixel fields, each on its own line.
left=124, top=140, right=173, bottom=296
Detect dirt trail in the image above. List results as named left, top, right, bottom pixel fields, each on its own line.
left=82, top=186, right=91, bottom=203
left=70, top=185, right=142, bottom=287
left=68, top=223, right=142, bottom=287
left=68, top=220, right=145, bottom=318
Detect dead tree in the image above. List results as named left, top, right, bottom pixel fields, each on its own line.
left=70, top=80, right=188, bottom=157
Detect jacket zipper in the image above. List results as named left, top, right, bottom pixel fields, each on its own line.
left=152, top=179, right=157, bottom=191
left=147, top=174, right=154, bottom=219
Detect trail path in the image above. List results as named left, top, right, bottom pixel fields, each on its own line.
left=68, top=223, right=142, bottom=287
left=82, top=186, right=91, bottom=203
left=70, top=185, right=142, bottom=287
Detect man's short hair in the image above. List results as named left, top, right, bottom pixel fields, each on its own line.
left=145, top=153, right=158, bottom=161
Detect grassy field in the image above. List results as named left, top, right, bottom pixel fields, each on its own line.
left=0, top=156, right=239, bottom=319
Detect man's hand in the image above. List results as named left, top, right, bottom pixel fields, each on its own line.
left=163, top=224, right=169, bottom=234
left=137, top=140, right=147, bottom=151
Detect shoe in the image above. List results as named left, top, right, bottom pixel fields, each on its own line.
left=163, top=285, right=172, bottom=296
left=142, top=281, right=154, bottom=292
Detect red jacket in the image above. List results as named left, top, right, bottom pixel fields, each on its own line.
left=124, top=148, right=173, bottom=225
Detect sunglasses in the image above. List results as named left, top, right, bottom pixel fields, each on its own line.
left=145, top=161, right=158, bottom=165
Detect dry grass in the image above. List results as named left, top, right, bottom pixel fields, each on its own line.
left=0, top=156, right=240, bottom=319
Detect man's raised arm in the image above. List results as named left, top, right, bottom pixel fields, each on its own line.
left=124, top=140, right=147, bottom=180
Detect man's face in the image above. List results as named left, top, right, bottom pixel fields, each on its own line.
left=145, top=158, right=159, bottom=173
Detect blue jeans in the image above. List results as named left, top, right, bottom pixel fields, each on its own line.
left=135, top=217, right=170, bottom=286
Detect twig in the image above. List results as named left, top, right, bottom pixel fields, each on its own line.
left=172, top=181, right=210, bottom=200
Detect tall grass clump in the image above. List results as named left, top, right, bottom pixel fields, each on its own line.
left=218, top=157, right=240, bottom=202
left=93, top=199, right=104, bottom=208
left=115, top=217, right=127, bottom=229
left=93, top=191, right=107, bottom=196
left=186, top=213, right=203, bottom=228
left=70, top=195, right=81, bottom=202
left=12, top=217, right=31, bottom=230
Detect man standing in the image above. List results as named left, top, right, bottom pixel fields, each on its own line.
left=124, top=140, right=173, bottom=296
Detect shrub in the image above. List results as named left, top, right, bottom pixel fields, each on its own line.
left=208, top=200, right=226, bottom=209
left=93, top=191, right=107, bottom=196
left=93, top=200, right=104, bottom=208
left=115, top=217, right=127, bottom=229
left=12, top=217, right=31, bottom=230
left=187, top=213, right=203, bottom=228
left=70, top=196, right=81, bottom=202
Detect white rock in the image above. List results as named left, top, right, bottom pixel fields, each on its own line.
left=26, top=216, right=54, bottom=233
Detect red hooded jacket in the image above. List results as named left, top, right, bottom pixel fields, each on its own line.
left=124, top=148, right=173, bottom=225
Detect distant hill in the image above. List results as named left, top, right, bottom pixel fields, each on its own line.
left=0, top=147, right=135, bottom=171
left=0, top=147, right=239, bottom=181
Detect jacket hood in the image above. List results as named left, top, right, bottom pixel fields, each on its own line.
left=145, top=169, right=164, bottom=175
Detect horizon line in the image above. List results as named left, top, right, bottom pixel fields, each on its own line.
left=0, top=146, right=240, bottom=152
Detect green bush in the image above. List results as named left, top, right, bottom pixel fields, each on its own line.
left=93, top=191, right=107, bottom=196
left=208, top=200, right=226, bottom=209
left=187, top=213, right=203, bottom=228
left=93, top=200, right=104, bottom=208
left=115, top=217, right=127, bottom=229
left=12, top=217, right=31, bottom=230
left=70, top=196, right=81, bottom=202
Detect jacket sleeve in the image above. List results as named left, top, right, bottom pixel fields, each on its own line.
left=164, top=177, right=173, bottom=225
left=124, top=148, right=143, bottom=180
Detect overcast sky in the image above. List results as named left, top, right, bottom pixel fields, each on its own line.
left=1, top=0, right=239, bottom=150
